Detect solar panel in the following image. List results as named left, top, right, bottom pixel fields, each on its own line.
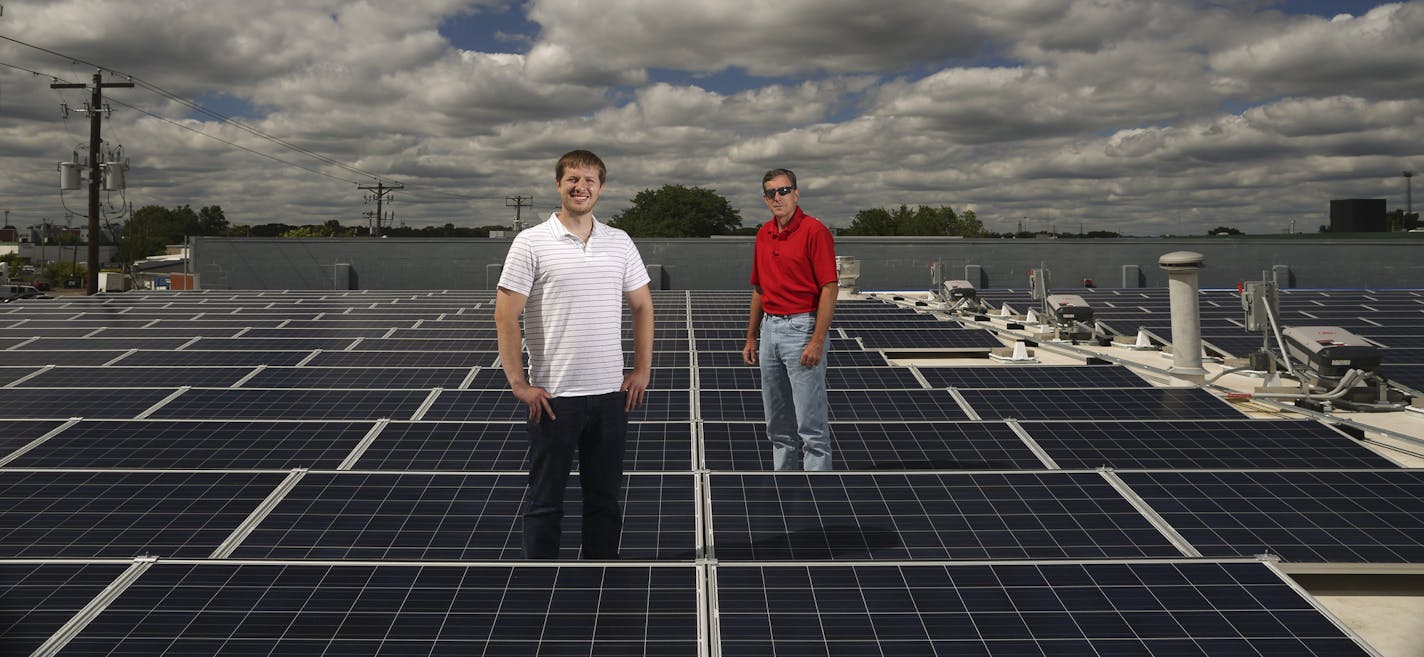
left=0, top=562, right=131, bottom=655
left=1119, top=469, right=1424, bottom=563
left=7, top=420, right=372, bottom=469
left=240, top=366, right=471, bottom=389
left=16, top=337, right=195, bottom=351
left=702, top=422, right=1046, bottom=471
left=916, top=365, right=1153, bottom=389
left=697, top=366, right=926, bottom=390
left=147, top=389, right=432, bottom=421
left=65, top=563, right=701, bottom=655
left=0, top=328, right=105, bottom=338
left=700, top=389, right=969, bottom=421
left=1021, top=420, right=1399, bottom=469
left=714, top=561, right=1373, bottom=655
left=355, top=421, right=693, bottom=471
left=709, top=472, right=1185, bottom=560
left=92, top=327, right=247, bottom=338
left=305, top=350, right=493, bottom=368
left=696, top=350, right=890, bottom=367
left=115, top=350, right=313, bottom=367
left=0, top=419, right=67, bottom=459
left=0, top=388, right=177, bottom=419
left=420, top=390, right=694, bottom=422
left=231, top=473, right=696, bottom=560
left=16, top=366, right=255, bottom=388
left=184, top=337, right=360, bottom=351
left=0, top=351, right=129, bottom=366
left=0, top=470, right=286, bottom=558
left=356, top=338, right=500, bottom=351
left=960, top=388, right=1246, bottom=421
left=845, top=328, right=1006, bottom=350
left=0, top=365, right=43, bottom=385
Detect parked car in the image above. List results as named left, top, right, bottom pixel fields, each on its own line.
left=1, top=285, right=41, bottom=302
left=30, top=280, right=52, bottom=291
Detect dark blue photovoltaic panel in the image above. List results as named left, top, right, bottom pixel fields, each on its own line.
left=0, top=562, right=131, bottom=655
left=1021, top=420, right=1399, bottom=469
left=238, top=327, right=395, bottom=339
left=697, top=350, right=888, bottom=367
left=710, top=472, right=1183, bottom=560
left=702, top=422, right=1043, bottom=471
left=355, top=422, right=692, bottom=471
left=240, top=366, right=469, bottom=389
left=305, top=350, right=493, bottom=368
left=147, top=388, right=431, bottom=421
left=461, top=366, right=690, bottom=390
left=17, top=366, right=254, bottom=388
left=715, top=562, right=1372, bottom=656
left=917, top=365, right=1152, bottom=389
left=697, top=366, right=925, bottom=390
left=844, top=328, right=1005, bottom=350
left=0, top=351, right=128, bottom=366
left=356, top=338, right=499, bottom=351
left=116, top=350, right=313, bottom=367
left=8, top=420, right=372, bottom=469
left=0, top=388, right=176, bottom=419
left=232, top=473, right=696, bottom=561
left=68, top=563, right=700, bottom=655
left=0, top=470, right=285, bottom=558
left=700, top=389, right=968, bottom=421
left=1119, top=470, right=1424, bottom=563
left=0, top=420, right=65, bottom=460
left=183, top=337, right=360, bottom=351
left=14, top=337, right=193, bottom=351
left=960, top=387, right=1245, bottom=420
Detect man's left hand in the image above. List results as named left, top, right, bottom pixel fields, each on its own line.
left=622, top=370, right=650, bottom=410
left=800, top=338, right=825, bottom=368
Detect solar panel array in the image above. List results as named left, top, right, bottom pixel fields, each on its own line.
left=0, top=289, right=1403, bottom=655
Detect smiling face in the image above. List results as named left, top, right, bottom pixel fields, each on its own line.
left=558, top=164, right=604, bottom=217
left=762, top=174, right=799, bottom=224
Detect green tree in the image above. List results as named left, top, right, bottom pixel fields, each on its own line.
left=1209, top=226, right=1244, bottom=235
left=843, top=204, right=985, bottom=237
left=281, top=220, right=357, bottom=237
left=609, top=185, right=743, bottom=237
left=197, top=206, right=229, bottom=234
left=1, top=252, right=23, bottom=278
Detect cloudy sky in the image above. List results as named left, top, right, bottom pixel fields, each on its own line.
left=1, top=0, right=1419, bottom=236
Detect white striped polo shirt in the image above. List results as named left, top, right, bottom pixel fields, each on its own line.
left=497, top=213, right=651, bottom=398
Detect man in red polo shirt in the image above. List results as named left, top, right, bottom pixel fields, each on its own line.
left=741, top=168, right=838, bottom=470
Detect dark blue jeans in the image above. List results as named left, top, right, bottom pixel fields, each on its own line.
left=521, top=391, right=627, bottom=559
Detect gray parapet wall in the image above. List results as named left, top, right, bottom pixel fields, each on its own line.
left=189, top=236, right=1423, bottom=291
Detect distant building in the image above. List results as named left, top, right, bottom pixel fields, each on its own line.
left=1330, top=199, right=1387, bottom=232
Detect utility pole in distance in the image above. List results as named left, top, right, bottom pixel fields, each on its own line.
left=506, top=195, right=533, bottom=232
left=359, top=181, right=403, bottom=237
left=52, top=70, right=133, bottom=295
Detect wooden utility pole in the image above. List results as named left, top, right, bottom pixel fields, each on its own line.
left=51, top=70, right=132, bottom=294
left=359, top=181, right=403, bottom=237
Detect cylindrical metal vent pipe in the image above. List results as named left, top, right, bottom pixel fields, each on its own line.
left=1160, top=251, right=1207, bottom=385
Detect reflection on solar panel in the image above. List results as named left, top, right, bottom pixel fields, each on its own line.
left=700, top=389, right=968, bottom=421
left=698, top=366, right=925, bottom=390
left=67, top=563, right=700, bottom=655
left=917, top=365, right=1153, bottom=389
left=356, top=422, right=692, bottom=471
left=185, top=337, right=359, bottom=351
left=1022, top=420, right=1398, bottom=469
left=715, top=561, right=1372, bottom=656
left=240, top=366, right=470, bottom=389
left=305, top=350, right=493, bottom=368
left=9, top=420, right=372, bottom=469
left=148, top=389, right=432, bottom=421
left=0, top=470, right=285, bottom=558
left=0, top=562, right=130, bottom=655
left=696, top=350, right=889, bottom=367
left=17, top=366, right=254, bottom=388
left=0, top=365, right=43, bottom=385
left=0, top=388, right=177, bottom=419
left=233, top=473, right=696, bottom=560
left=1119, top=470, right=1424, bottom=563
left=961, top=388, right=1245, bottom=420
left=845, top=328, right=1005, bottom=350
left=357, top=338, right=500, bottom=352
left=710, top=472, right=1184, bottom=560
left=702, top=422, right=1045, bottom=471
left=16, top=337, right=194, bottom=351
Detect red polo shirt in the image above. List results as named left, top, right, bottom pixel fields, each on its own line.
left=749, top=207, right=838, bottom=315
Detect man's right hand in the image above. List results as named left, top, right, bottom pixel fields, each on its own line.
left=741, top=339, right=758, bottom=366
left=512, top=382, right=555, bottom=422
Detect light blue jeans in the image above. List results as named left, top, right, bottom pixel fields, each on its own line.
left=759, top=313, right=831, bottom=471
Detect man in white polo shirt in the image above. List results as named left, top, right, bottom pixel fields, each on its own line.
left=494, top=149, right=654, bottom=560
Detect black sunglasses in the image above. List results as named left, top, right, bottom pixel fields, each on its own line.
left=762, top=186, right=796, bottom=199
